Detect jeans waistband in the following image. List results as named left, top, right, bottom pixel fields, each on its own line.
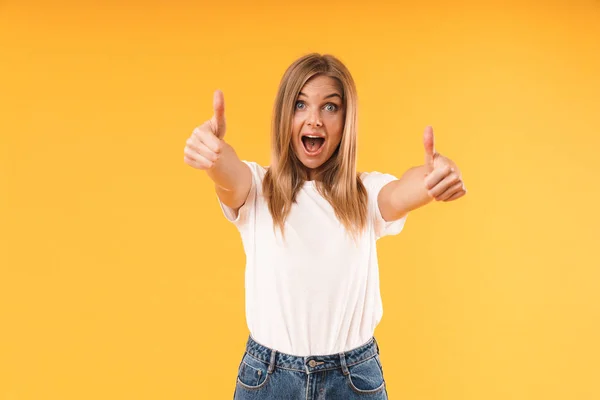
left=243, top=335, right=381, bottom=374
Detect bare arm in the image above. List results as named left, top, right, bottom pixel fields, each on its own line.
left=377, top=126, right=467, bottom=222
left=183, top=90, right=252, bottom=215
left=378, top=165, right=432, bottom=221
left=206, top=142, right=252, bottom=212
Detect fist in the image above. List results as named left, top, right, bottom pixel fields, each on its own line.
left=183, top=90, right=227, bottom=170
left=423, top=126, right=467, bottom=202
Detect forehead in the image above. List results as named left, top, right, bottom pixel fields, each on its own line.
left=299, top=75, right=341, bottom=97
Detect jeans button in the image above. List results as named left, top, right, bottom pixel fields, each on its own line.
left=308, top=360, right=317, bottom=367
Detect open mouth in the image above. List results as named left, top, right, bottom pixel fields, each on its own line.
left=301, top=135, right=325, bottom=155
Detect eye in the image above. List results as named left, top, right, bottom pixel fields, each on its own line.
left=324, top=103, right=338, bottom=112
left=295, top=101, right=306, bottom=110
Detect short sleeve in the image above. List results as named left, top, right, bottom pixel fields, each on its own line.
left=217, top=161, right=266, bottom=228
left=361, top=171, right=408, bottom=239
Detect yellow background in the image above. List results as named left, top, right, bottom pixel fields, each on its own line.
left=1, top=0, right=599, bottom=399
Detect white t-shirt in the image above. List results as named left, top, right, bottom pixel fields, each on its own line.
left=218, top=161, right=408, bottom=356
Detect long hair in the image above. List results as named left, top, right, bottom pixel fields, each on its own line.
left=262, top=53, right=368, bottom=240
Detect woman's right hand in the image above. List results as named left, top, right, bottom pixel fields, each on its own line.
left=183, top=90, right=227, bottom=170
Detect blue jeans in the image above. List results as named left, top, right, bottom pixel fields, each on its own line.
left=233, top=335, right=388, bottom=399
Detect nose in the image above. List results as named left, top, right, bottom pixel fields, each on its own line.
left=307, top=108, right=322, bottom=127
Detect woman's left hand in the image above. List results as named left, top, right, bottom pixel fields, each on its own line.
left=423, top=126, right=467, bottom=202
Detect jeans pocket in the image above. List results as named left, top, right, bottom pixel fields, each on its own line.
left=346, top=354, right=386, bottom=394
left=236, top=352, right=271, bottom=390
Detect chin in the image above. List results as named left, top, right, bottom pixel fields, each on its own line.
left=295, top=148, right=327, bottom=170
left=299, top=158, right=325, bottom=170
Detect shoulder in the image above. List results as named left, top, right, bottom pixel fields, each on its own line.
left=360, top=171, right=408, bottom=238
left=240, top=160, right=269, bottom=181
left=359, top=171, right=399, bottom=192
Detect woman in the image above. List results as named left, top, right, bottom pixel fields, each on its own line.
left=183, top=53, right=466, bottom=399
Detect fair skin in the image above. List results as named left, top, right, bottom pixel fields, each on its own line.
left=291, top=75, right=344, bottom=180
left=183, top=89, right=252, bottom=212
left=289, top=75, right=467, bottom=218
left=377, top=125, right=467, bottom=222
left=183, top=86, right=466, bottom=222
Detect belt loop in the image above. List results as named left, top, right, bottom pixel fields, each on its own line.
left=267, top=349, right=277, bottom=374
left=304, top=356, right=310, bottom=374
left=373, top=336, right=380, bottom=354
left=339, top=351, right=350, bottom=376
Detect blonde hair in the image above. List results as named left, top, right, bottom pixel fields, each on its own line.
left=263, top=53, right=368, bottom=239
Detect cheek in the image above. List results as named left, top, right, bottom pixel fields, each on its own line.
left=292, top=114, right=303, bottom=136
left=325, top=116, right=344, bottom=143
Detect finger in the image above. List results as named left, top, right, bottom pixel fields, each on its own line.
left=211, top=89, right=226, bottom=139
left=193, top=124, right=223, bottom=154
left=186, top=138, right=219, bottom=163
left=444, top=189, right=466, bottom=202
left=428, top=173, right=460, bottom=198
left=183, top=148, right=214, bottom=169
left=184, top=154, right=203, bottom=169
left=184, top=154, right=213, bottom=170
left=424, top=165, right=452, bottom=191
left=187, top=134, right=218, bottom=160
left=423, top=126, right=435, bottom=172
left=436, top=180, right=464, bottom=201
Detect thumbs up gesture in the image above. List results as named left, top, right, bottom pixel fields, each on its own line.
left=184, top=90, right=227, bottom=170
left=422, top=126, right=467, bottom=202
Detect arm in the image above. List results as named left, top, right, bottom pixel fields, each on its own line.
left=183, top=90, right=252, bottom=214
left=378, top=126, right=467, bottom=222
left=377, top=165, right=432, bottom=222
left=207, top=142, right=252, bottom=211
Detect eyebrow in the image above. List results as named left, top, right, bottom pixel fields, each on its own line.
left=298, top=92, right=342, bottom=100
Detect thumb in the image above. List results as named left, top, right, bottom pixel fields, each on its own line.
left=423, top=125, right=435, bottom=173
left=211, top=89, right=226, bottom=139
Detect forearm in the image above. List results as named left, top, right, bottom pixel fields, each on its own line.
left=204, top=142, right=244, bottom=189
left=379, top=126, right=466, bottom=221
left=389, top=165, right=433, bottom=216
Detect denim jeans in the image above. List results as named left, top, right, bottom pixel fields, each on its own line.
left=233, top=335, right=388, bottom=399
